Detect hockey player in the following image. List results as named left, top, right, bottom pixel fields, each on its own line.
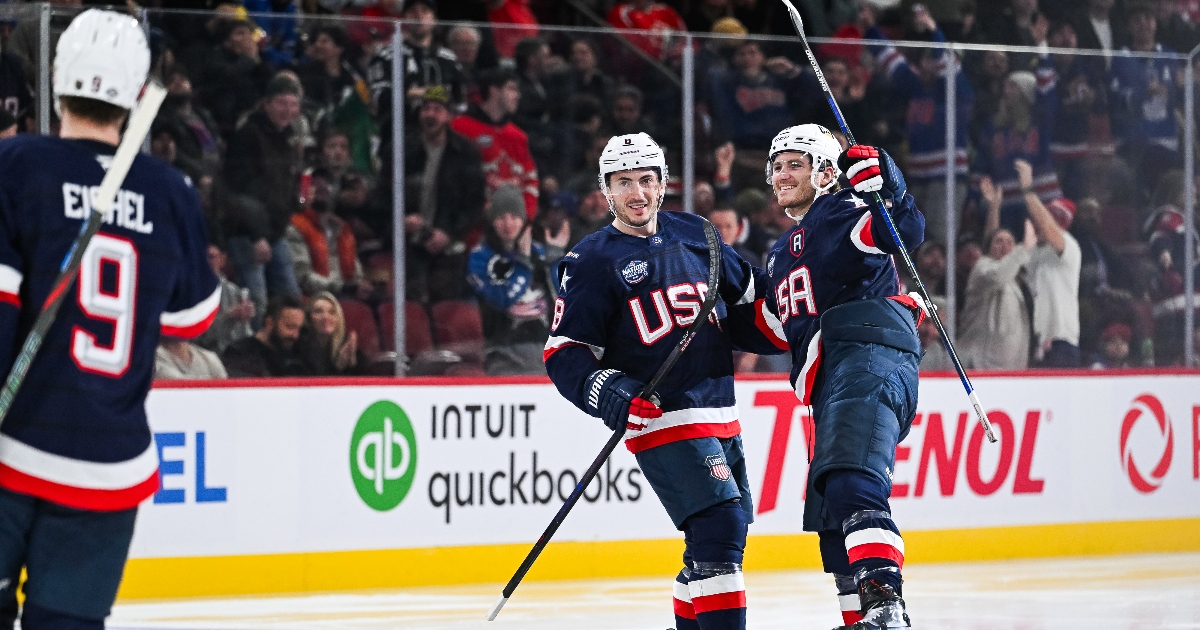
left=545, top=132, right=785, bottom=630
left=758, top=124, right=925, bottom=629
left=0, top=10, right=219, bottom=629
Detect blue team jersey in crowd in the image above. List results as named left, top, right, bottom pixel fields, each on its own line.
left=0, top=135, right=220, bottom=511
left=544, top=211, right=784, bottom=453
left=762, top=189, right=924, bottom=403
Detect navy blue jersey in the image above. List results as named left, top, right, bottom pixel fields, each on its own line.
left=762, top=189, right=924, bottom=403
left=544, top=211, right=783, bottom=453
left=0, top=136, right=220, bottom=511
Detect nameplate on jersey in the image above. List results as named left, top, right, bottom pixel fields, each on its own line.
left=62, top=182, right=154, bottom=235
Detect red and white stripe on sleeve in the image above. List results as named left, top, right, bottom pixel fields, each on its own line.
left=850, top=212, right=885, bottom=256
left=542, top=335, right=605, bottom=363
left=160, top=285, right=221, bottom=338
left=0, top=264, right=22, bottom=307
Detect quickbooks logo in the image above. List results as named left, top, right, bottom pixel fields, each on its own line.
left=350, top=400, right=418, bottom=511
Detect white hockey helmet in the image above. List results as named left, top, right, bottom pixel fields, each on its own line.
left=53, top=9, right=150, bottom=112
left=765, top=123, right=843, bottom=188
left=598, top=132, right=669, bottom=191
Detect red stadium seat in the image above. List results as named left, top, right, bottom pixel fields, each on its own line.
left=377, top=301, right=435, bottom=355
left=430, top=300, right=484, bottom=362
left=338, top=298, right=381, bottom=357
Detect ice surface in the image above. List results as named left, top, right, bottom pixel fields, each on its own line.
left=106, top=553, right=1200, bottom=630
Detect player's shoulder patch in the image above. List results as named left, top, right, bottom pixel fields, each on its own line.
left=620, top=259, right=650, bottom=284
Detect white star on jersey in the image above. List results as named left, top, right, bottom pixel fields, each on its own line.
left=560, top=271, right=571, bottom=291
left=849, top=194, right=868, bottom=208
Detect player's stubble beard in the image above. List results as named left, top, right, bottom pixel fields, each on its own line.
left=777, top=178, right=817, bottom=221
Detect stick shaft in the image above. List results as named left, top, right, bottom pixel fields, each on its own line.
left=0, top=84, right=167, bottom=426
left=777, top=0, right=995, bottom=442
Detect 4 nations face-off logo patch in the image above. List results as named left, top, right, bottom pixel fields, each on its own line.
left=622, top=260, right=649, bottom=284
left=706, top=454, right=732, bottom=481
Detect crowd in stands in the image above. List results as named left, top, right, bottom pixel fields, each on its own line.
left=2, top=0, right=1199, bottom=378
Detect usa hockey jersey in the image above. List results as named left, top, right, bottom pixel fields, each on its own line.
left=544, top=211, right=783, bottom=453
left=762, top=189, right=924, bottom=403
left=0, top=136, right=220, bottom=511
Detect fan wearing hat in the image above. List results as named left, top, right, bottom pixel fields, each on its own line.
left=1014, top=158, right=1082, bottom=367
left=365, top=0, right=463, bottom=130
left=1090, top=323, right=1133, bottom=368
left=466, top=185, right=557, bottom=375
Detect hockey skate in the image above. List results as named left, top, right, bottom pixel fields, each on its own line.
left=834, top=580, right=911, bottom=630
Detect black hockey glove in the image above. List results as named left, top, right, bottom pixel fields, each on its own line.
left=838, top=145, right=907, bottom=205
left=583, top=369, right=663, bottom=432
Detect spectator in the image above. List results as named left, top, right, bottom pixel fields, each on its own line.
left=296, top=25, right=365, bottom=120
left=243, top=0, right=299, bottom=67
left=222, top=295, right=309, bottom=377
left=367, top=0, right=464, bottom=127
left=1071, top=197, right=1144, bottom=360
left=569, top=39, right=615, bottom=106
left=610, top=85, right=657, bottom=138
left=810, top=55, right=887, bottom=149
left=452, top=69, right=540, bottom=219
left=197, top=244, right=256, bottom=355
left=607, top=0, right=688, bottom=61
left=976, top=67, right=1062, bottom=237
left=867, top=9, right=973, bottom=244
left=3, top=0, right=73, bottom=89
left=447, top=25, right=484, bottom=103
left=1015, top=158, right=1083, bottom=367
left=914, top=240, right=948, bottom=298
left=513, top=37, right=569, bottom=178
left=288, top=168, right=369, bottom=297
left=318, top=128, right=355, bottom=188
left=709, top=206, right=758, bottom=262
left=954, top=236, right=984, bottom=313
left=158, top=67, right=221, bottom=183
left=959, top=177, right=1035, bottom=370
left=981, top=0, right=1042, bottom=47
left=573, top=188, right=614, bottom=241
left=685, top=0, right=733, bottom=33
left=467, top=185, right=558, bottom=375
left=1154, top=0, right=1200, bottom=53
left=707, top=41, right=806, bottom=153
left=198, top=18, right=275, bottom=137
left=1074, top=0, right=1125, bottom=59
left=0, top=46, right=33, bottom=133
left=1089, top=323, right=1132, bottom=368
left=0, top=110, right=15, bottom=140
left=488, top=0, right=540, bottom=61
left=296, top=292, right=362, bottom=375
left=1045, top=21, right=1110, bottom=200
left=919, top=297, right=954, bottom=372
left=1109, top=6, right=1182, bottom=203
left=406, top=85, right=487, bottom=302
left=150, top=126, right=178, bottom=166
left=224, top=74, right=304, bottom=318
left=564, top=133, right=609, bottom=197
left=1145, top=173, right=1199, bottom=366
left=155, top=337, right=228, bottom=380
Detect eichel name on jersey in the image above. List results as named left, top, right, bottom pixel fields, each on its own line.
left=0, top=135, right=220, bottom=512
left=544, top=211, right=786, bottom=454
left=761, top=188, right=925, bottom=404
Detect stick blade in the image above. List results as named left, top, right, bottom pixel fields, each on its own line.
left=486, top=594, right=508, bottom=621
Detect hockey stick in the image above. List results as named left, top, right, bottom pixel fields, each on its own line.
left=775, top=0, right=996, bottom=443
left=487, top=219, right=724, bottom=621
left=0, top=83, right=168, bottom=427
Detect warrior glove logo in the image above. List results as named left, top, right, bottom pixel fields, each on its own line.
left=622, top=260, right=650, bottom=284
left=1120, top=394, right=1174, bottom=494
left=351, top=401, right=419, bottom=511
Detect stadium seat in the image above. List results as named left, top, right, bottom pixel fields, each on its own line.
left=338, top=298, right=381, bottom=357
left=430, top=300, right=484, bottom=362
left=377, top=301, right=435, bottom=355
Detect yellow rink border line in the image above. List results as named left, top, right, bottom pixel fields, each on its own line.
left=118, top=517, right=1200, bottom=600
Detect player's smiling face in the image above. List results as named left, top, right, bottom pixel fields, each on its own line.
left=771, top=151, right=834, bottom=212
left=607, top=168, right=663, bottom=232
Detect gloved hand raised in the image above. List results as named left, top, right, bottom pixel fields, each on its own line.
left=838, top=145, right=907, bottom=205
left=583, top=369, right=663, bottom=431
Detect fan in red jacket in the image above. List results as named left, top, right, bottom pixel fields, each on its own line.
left=607, top=0, right=687, bottom=60
left=450, top=69, right=539, bottom=219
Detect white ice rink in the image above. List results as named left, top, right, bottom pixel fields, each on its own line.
left=105, top=553, right=1200, bottom=630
